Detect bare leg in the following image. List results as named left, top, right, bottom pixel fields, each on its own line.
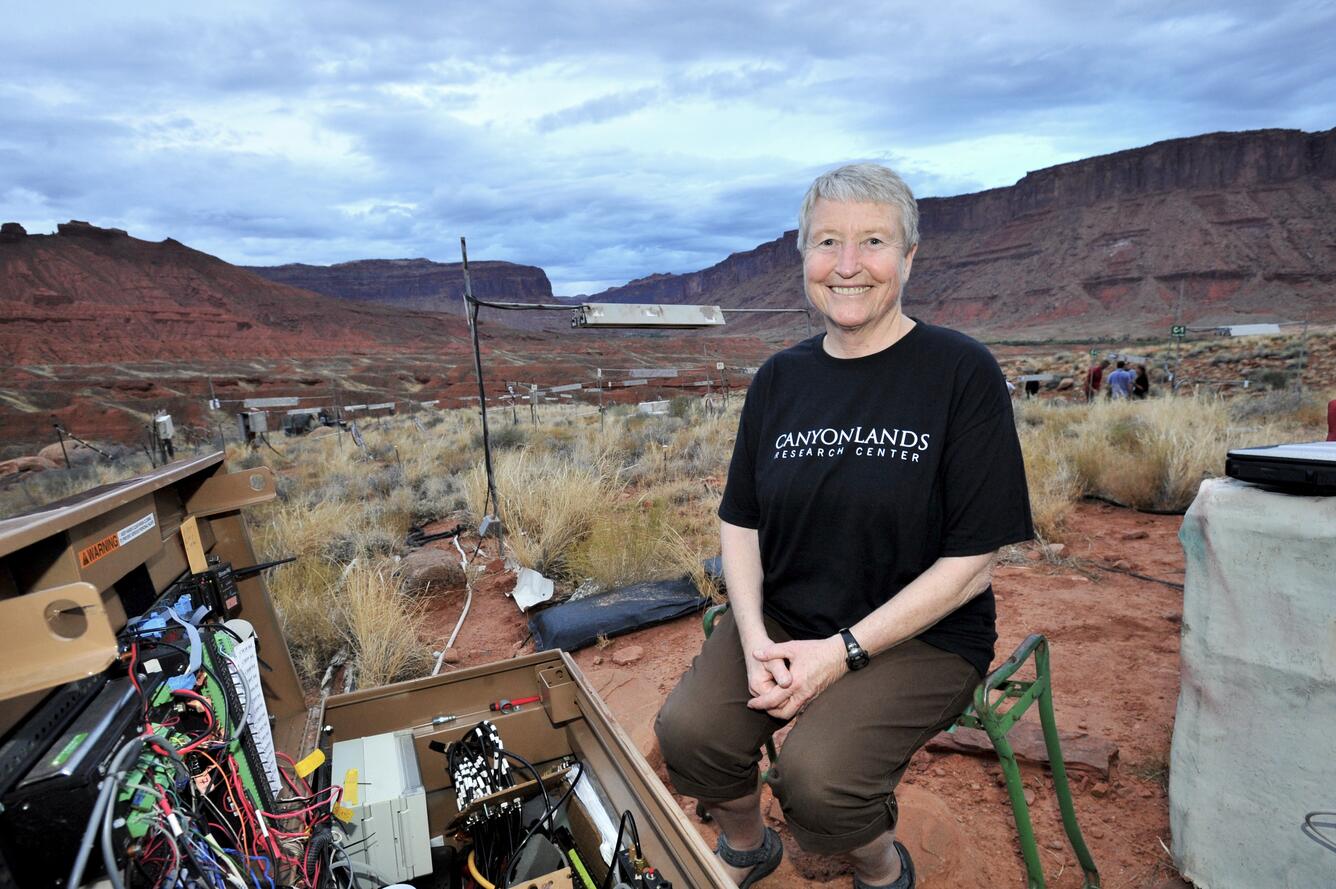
left=847, top=830, right=903, bottom=886
left=705, top=789, right=766, bottom=885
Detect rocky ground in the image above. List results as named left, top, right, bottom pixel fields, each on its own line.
left=417, top=501, right=1190, bottom=889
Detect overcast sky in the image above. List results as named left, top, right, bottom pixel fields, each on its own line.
left=3, top=1, right=1334, bottom=294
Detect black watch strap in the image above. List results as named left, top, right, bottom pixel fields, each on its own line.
left=839, top=628, right=870, bottom=671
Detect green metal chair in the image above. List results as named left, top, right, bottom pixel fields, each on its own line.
left=700, top=603, right=1100, bottom=889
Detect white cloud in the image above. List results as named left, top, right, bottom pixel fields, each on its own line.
left=1, top=1, right=1333, bottom=291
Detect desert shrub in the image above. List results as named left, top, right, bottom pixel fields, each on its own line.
left=1012, top=393, right=1313, bottom=517
left=669, top=396, right=694, bottom=419
left=1255, top=369, right=1291, bottom=391
left=477, top=423, right=528, bottom=451
left=1228, top=390, right=1327, bottom=429
left=411, top=473, right=468, bottom=525
left=0, top=449, right=163, bottom=516
left=232, top=448, right=268, bottom=470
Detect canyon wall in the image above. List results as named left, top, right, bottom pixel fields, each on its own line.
left=592, top=128, right=1336, bottom=337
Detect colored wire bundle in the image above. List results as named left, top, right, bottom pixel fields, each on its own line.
left=78, top=611, right=342, bottom=889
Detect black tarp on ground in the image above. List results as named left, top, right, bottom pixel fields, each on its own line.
left=528, top=576, right=710, bottom=652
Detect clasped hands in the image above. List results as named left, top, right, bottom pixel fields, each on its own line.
left=744, top=635, right=848, bottom=720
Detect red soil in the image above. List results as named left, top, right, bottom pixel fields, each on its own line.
left=419, top=501, right=1189, bottom=888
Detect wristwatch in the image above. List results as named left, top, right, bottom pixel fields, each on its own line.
left=839, top=628, right=870, bottom=671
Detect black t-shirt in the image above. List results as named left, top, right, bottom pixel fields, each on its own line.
left=718, top=322, right=1033, bottom=676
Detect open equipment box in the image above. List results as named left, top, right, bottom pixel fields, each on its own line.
left=0, top=453, right=731, bottom=889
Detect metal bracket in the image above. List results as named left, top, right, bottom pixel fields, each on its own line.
left=185, top=466, right=278, bottom=519
left=0, top=582, right=117, bottom=701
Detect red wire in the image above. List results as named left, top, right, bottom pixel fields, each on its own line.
left=276, top=751, right=314, bottom=796
left=128, top=643, right=149, bottom=730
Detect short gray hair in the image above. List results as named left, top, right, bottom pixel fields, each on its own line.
left=797, top=163, right=919, bottom=255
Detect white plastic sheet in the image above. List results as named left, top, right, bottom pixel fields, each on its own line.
left=1171, top=477, right=1336, bottom=887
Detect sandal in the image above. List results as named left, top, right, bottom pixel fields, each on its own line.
left=716, top=826, right=783, bottom=888
left=852, top=840, right=915, bottom=889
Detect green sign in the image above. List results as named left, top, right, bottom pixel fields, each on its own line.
left=1171, top=324, right=1187, bottom=338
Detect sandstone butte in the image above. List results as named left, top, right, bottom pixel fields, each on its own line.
left=6, top=126, right=1331, bottom=360
left=580, top=126, right=1336, bottom=338
left=3, top=126, right=1336, bottom=451
left=240, top=127, right=1336, bottom=339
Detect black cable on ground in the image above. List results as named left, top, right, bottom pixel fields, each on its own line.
left=1081, top=493, right=1187, bottom=516
left=1090, top=563, right=1185, bottom=591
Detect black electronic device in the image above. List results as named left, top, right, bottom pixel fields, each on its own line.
left=1225, top=441, right=1336, bottom=495
left=0, top=675, right=105, bottom=799
left=192, top=556, right=240, bottom=616
left=0, top=677, right=148, bottom=887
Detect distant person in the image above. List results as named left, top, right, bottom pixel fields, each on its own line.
left=1107, top=361, right=1134, bottom=400
left=1083, top=359, right=1109, bottom=402
left=1024, top=379, right=1040, bottom=398
left=656, top=163, right=1032, bottom=889
left=1133, top=365, right=1150, bottom=399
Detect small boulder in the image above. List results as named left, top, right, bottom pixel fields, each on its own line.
left=1112, top=559, right=1133, bottom=570
left=398, top=548, right=465, bottom=595
left=0, top=455, right=59, bottom=478
left=37, top=440, right=103, bottom=468
left=611, top=645, right=644, bottom=666
left=440, top=649, right=461, bottom=665
left=1043, top=542, right=1067, bottom=559
left=1120, top=530, right=1149, bottom=541
left=1057, top=377, right=1075, bottom=391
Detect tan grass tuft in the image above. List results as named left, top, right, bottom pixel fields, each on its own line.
left=337, top=560, right=431, bottom=686
left=465, top=450, right=611, bottom=580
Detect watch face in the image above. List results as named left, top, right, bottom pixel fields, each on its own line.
left=841, top=630, right=870, bottom=670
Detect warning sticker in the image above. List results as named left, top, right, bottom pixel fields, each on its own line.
left=117, top=513, right=156, bottom=546
left=79, top=533, right=120, bottom=568
left=78, top=513, right=156, bottom=569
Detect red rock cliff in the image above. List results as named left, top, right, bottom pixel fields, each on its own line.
left=592, top=127, right=1336, bottom=337
left=247, top=258, right=553, bottom=310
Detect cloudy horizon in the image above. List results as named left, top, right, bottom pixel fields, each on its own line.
left=3, top=1, right=1334, bottom=295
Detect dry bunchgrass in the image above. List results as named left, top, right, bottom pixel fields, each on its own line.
left=1018, top=420, right=1080, bottom=540
left=565, top=500, right=703, bottom=593
left=265, top=557, right=344, bottom=680
left=336, top=559, right=431, bottom=686
left=464, top=448, right=612, bottom=580
left=1015, top=394, right=1312, bottom=524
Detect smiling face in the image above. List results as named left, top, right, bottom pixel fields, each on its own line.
left=802, top=198, right=917, bottom=350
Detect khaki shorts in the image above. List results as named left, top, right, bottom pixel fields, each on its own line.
left=654, top=609, right=979, bottom=855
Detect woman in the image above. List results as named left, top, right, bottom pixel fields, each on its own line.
left=1133, top=364, right=1150, bottom=399
left=655, top=163, right=1032, bottom=889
